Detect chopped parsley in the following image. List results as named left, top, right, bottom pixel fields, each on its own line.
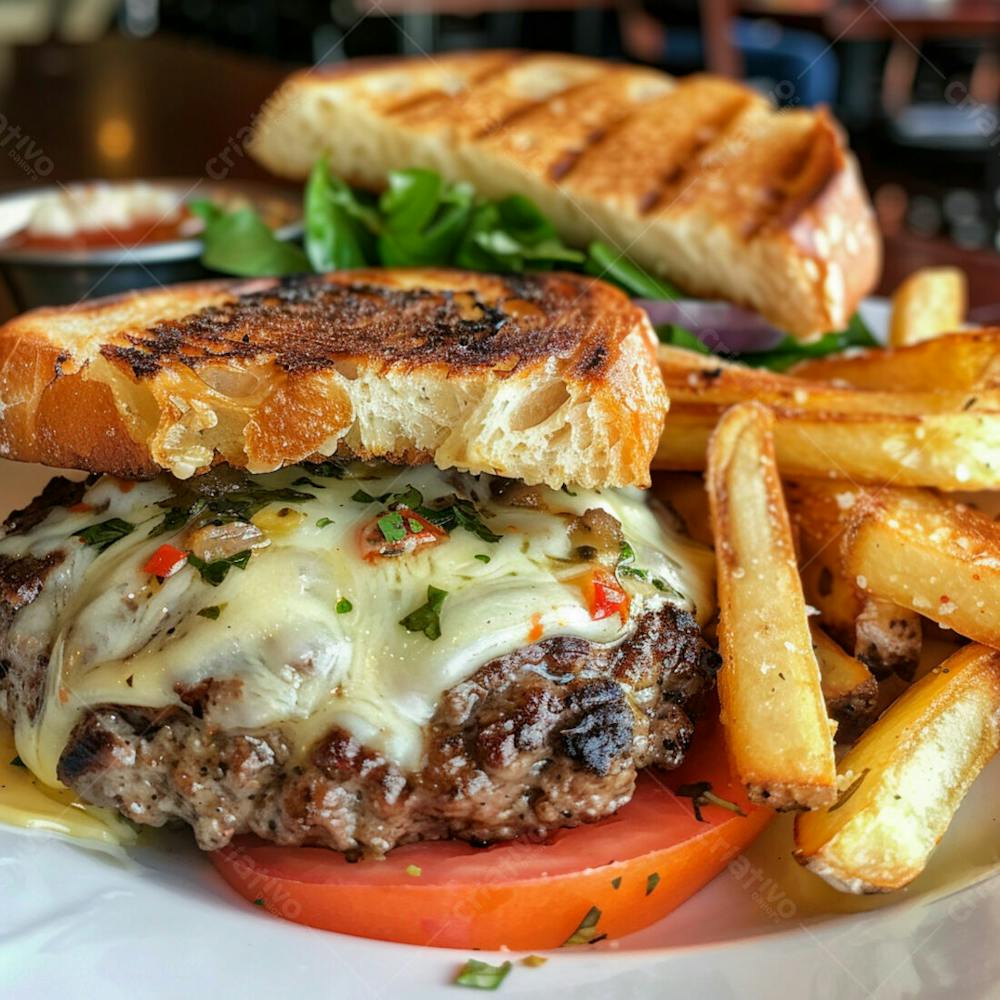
left=399, top=585, right=448, bottom=640
left=353, top=484, right=502, bottom=545
left=829, top=768, right=870, bottom=813
left=253, top=898, right=265, bottom=907
left=186, top=549, right=253, bottom=586
left=610, top=876, right=622, bottom=890
left=405, top=864, right=422, bottom=877
left=197, top=605, right=225, bottom=620
left=455, top=959, right=512, bottom=991
left=336, top=597, right=353, bottom=614
left=474, top=554, right=491, bottom=564
left=148, top=506, right=190, bottom=538
left=9, top=755, right=26, bottom=768
left=562, top=905, right=603, bottom=946
left=316, top=517, right=334, bottom=528
left=156, top=472, right=315, bottom=532
left=73, top=517, right=136, bottom=552
left=377, top=511, right=407, bottom=543
left=675, top=781, right=747, bottom=823
left=645, top=872, right=661, bottom=896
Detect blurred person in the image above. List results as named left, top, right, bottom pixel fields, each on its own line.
left=619, top=0, right=838, bottom=107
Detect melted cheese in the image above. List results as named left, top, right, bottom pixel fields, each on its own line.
left=0, top=463, right=714, bottom=794
left=0, top=717, right=136, bottom=848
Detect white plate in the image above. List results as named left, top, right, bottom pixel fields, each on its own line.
left=2, top=299, right=999, bottom=999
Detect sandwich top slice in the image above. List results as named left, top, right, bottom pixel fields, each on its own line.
left=249, top=51, right=881, bottom=339
left=0, top=268, right=664, bottom=490
left=0, top=268, right=717, bottom=858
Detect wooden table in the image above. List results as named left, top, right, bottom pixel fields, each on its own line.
left=0, top=35, right=996, bottom=318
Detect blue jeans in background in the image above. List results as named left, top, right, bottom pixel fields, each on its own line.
left=664, top=18, right=839, bottom=107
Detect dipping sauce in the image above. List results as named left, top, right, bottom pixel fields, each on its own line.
left=9, top=182, right=197, bottom=251
left=4, top=181, right=300, bottom=253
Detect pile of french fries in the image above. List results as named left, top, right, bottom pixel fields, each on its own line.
left=656, top=268, right=1000, bottom=894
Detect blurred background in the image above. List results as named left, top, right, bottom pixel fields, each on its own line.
left=0, top=0, right=997, bottom=308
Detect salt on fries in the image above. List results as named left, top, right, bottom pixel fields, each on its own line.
left=787, top=480, right=923, bottom=680
left=794, top=643, right=1000, bottom=893
left=840, top=486, right=1000, bottom=647
left=706, top=402, right=837, bottom=810
left=790, top=329, right=1000, bottom=390
left=655, top=344, right=1000, bottom=490
left=888, top=266, right=967, bottom=347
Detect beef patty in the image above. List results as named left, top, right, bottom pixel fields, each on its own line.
left=0, top=472, right=719, bottom=857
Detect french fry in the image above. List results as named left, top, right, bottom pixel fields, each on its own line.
left=789, top=329, right=1000, bottom=391
left=853, top=597, right=922, bottom=681
left=841, top=486, right=1000, bottom=648
left=707, top=402, right=837, bottom=810
left=788, top=480, right=924, bottom=679
left=810, top=623, right=878, bottom=743
left=889, top=266, right=967, bottom=347
left=794, top=643, right=1000, bottom=893
left=655, top=345, right=1000, bottom=491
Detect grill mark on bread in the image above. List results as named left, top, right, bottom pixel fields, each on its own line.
left=98, top=272, right=622, bottom=382
left=471, top=78, right=599, bottom=141
left=637, top=93, right=753, bottom=217
left=741, top=118, right=843, bottom=241
left=382, top=52, right=525, bottom=118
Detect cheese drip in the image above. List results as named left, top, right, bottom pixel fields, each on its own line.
left=0, top=463, right=714, bottom=790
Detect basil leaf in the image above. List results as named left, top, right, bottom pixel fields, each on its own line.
left=585, top=241, right=680, bottom=299
left=454, top=959, right=512, bottom=991
left=399, top=585, right=448, bottom=640
left=304, top=158, right=374, bottom=270
left=196, top=203, right=308, bottom=278
left=187, top=549, right=253, bottom=587
left=377, top=170, right=474, bottom=266
left=379, top=168, right=443, bottom=233
left=456, top=196, right=583, bottom=272
left=73, top=517, right=136, bottom=553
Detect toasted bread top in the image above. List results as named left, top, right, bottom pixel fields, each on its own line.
left=249, top=51, right=881, bottom=338
left=0, top=269, right=667, bottom=488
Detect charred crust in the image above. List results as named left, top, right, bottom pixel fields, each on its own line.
left=0, top=552, right=64, bottom=611
left=559, top=679, right=632, bottom=775
left=3, top=476, right=93, bottom=535
left=96, top=272, right=623, bottom=382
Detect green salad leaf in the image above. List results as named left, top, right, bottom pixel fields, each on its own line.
left=194, top=160, right=875, bottom=373
left=190, top=200, right=308, bottom=277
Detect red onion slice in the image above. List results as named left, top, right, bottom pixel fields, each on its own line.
left=634, top=298, right=786, bottom=354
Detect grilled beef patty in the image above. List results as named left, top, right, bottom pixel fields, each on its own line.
left=0, top=470, right=718, bottom=856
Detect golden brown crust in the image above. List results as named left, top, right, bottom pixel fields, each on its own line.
left=0, top=268, right=666, bottom=488
left=249, top=52, right=881, bottom=337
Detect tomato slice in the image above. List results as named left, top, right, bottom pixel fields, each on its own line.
left=209, top=719, right=770, bottom=949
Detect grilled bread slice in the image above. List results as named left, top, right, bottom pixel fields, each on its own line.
left=249, top=51, right=881, bottom=339
left=0, top=269, right=666, bottom=488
